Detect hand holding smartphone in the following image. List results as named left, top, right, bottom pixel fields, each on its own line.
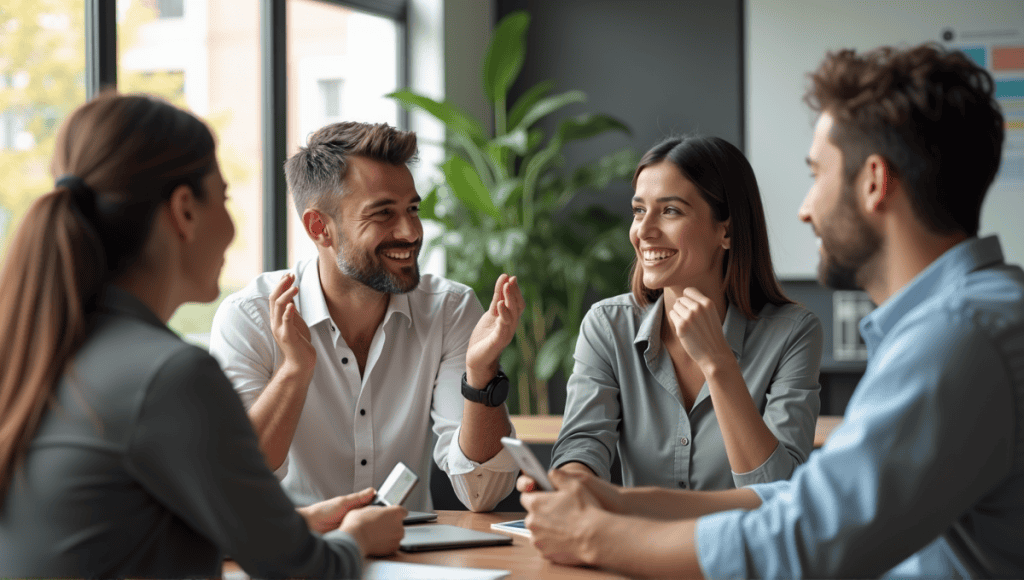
left=501, top=437, right=554, bottom=491
left=371, top=462, right=419, bottom=507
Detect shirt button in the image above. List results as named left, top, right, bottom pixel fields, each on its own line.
left=360, top=409, right=366, bottom=416
left=678, top=481, right=687, bottom=489
left=361, top=459, right=367, bottom=466
left=342, top=357, right=349, bottom=364
left=680, top=437, right=689, bottom=446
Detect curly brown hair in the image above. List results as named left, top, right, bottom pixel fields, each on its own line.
left=805, top=43, right=1004, bottom=236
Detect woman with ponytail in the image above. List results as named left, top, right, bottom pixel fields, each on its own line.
left=0, top=93, right=404, bottom=578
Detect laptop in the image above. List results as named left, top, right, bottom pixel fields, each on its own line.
left=399, top=524, right=514, bottom=552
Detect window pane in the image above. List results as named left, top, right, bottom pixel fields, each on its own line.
left=0, top=0, right=86, bottom=265
left=119, top=0, right=262, bottom=345
left=286, top=0, right=401, bottom=265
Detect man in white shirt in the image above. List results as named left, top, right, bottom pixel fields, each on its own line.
left=210, top=121, right=524, bottom=511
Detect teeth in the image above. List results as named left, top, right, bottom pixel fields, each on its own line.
left=384, top=251, right=412, bottom=260
left=642, top=250, right=676, bottom=261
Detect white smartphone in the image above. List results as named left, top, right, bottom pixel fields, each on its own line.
left=372, top=462, right=419, bottom=507
left=501, top=437, right=554, bottom=491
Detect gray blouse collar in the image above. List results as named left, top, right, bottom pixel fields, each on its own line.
left=634, top=294, right=747, bottom=359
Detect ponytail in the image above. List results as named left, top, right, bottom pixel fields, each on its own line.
left=0, top=186, right=106, bottom=505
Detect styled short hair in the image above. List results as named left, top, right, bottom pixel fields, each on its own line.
left=805, top=43, right=1004, bottom=236
left=283, top=122, right=418, bottom=217
left=629, top=135, right=792, bottom=319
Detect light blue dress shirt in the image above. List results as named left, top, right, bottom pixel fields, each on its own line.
left=696, top=236, right=1024, bottom=578
left=552, top=294, right=822, bottom=490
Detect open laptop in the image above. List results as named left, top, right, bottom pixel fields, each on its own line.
left=399, top=524, right=513, bottom=552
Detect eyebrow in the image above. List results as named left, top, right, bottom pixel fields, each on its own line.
left=632, top=195, right=692, bottom=207
left=363, top=194, right=422, bottom=211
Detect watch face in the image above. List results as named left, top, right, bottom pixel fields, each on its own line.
left=488, top=374, right=510, bottom=406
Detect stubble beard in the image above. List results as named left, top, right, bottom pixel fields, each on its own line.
left=818, top=180, right=882, bottom=291
left=336, top=240, right=421, bottom=295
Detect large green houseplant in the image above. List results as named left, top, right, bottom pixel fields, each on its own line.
left=389, top=11, right=637, bottom=414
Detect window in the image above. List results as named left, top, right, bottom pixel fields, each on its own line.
left=155, top=0, right=185, bottom=19
left=286, top=0, right=402, bottom=265
left=0, top=0, right=85, bottom=259
left=119, top=0, right=262, bottom=345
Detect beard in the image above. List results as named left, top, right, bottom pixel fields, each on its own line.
left=817, top=180, right=882, bottom=291
left=336, top=239, right=421, bottom=294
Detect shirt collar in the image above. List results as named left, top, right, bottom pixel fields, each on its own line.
left=295, top=258, right=413, bottom=330
left=101, top=285, right=173, bottom=333
left=634, top=293, right=745, bottom=358
left=859, top=236, right=1004, bottom=352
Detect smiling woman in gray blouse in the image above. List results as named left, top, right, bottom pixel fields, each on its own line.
left=550, top=136, right=823, bottom=490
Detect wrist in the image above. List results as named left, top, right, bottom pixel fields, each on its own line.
left=339, top=520, right=369, bottom=560
left=578, top=506, right=613, bottom=567
left=278, top=359, right=314, bottom=382
left=465, top=363, right=499, bottom=390
left=701, top=355, right=740, bottom=385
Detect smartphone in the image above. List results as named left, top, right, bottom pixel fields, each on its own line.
left=371, top=462, right=419, bottom=507
left=500, top=437, right=554, bottom=491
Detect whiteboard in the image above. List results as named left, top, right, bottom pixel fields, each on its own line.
left=747, top=0, right=1024, bottom=278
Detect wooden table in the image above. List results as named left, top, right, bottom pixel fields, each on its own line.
left=512, top=414, right=844, bottom=448
left=376, top=511, right=629, bottom=579
left=225, top=511, right=628, bottom=579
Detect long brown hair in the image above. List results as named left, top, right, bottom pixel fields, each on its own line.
left=629, top=135, right=791, bottom=319
left=0, top=93, right=216, bottom=504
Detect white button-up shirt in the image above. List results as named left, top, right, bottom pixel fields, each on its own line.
left=209, top=258, right=518, bottom=511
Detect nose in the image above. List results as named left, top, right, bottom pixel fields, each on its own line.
left=636, top=212, right=658, bottom=240
left=393, top=209, right=420, bottom=243
left=797, top=194, right=812, bottom=224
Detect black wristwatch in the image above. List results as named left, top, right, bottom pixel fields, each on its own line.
left=461, top=370, right=510, bottom=407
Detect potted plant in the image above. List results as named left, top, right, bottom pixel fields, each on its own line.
left=389, top=11, right=637, bottom=414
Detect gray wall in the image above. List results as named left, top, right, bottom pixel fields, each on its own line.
left=498, top=0, right=744, bottom=219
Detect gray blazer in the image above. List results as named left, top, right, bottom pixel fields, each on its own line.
left=0, top=287, right=362, bottom=578
left=552, top=294, right=823, bottom=490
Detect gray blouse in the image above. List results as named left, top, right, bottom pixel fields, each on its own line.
left=551, top=294, right=823, bottom=490
left=0, top=288, right=361, bottom=578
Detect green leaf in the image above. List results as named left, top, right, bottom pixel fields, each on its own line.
left=491, top=180, right=523, bottom=207
left=483, top=11, right=530, bottom=104
left=442, top=156, right=501, bottom=222
left=512, top=90, right=586, bottom=132
left=507, top=80, right=554, bottom=130
left=571, top=147, right=640, bottom=190
left=556, top=114, right=631, bottom=143
left=489, top=129, right=529, bottom=155
left=418, top=184, right=440, bottom=221
left=535, top=327, right=575, bottom=381
left=388, top=89, right=485, bottom=140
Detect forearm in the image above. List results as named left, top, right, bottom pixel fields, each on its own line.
left=248, top=362, right=314, bottom=469
left=621, top=486, right=761, bottom=520
left=704, top=361, right=780, bottom=474
left=585, top=511, right=704, bottom=578
left=457, top=365, right=511, bottom=463
left=457, top=401, right=511, bottom=463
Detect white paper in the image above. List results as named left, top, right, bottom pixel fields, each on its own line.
left=363, top=561, right=510, bottom=580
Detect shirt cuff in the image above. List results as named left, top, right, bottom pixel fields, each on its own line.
left=731, top=441, right=795, bottom=487
left=446, top=424, right=519, bottom=512
left=551, top=449, right=612, bottom=481
left=695, top=510, right=750, bottom=580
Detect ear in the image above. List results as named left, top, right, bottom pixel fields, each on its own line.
left=302, top=209, right=333, bottom=248
left=860, top=153, right=893, bottom=215
left=165, top=183, right=199, bottom=243
left=719, top=218, right=732, bottom=250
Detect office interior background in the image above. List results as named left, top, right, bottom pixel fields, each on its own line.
left=1, top=0, right=1021, bottom=421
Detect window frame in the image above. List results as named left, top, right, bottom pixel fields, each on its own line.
left=84, top=0, right=409, bottom=272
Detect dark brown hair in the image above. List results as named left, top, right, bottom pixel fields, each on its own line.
left=629, top=136, right=792, bottom=319
left=284, top=121, right=418, bottom=217
left=805, top=43, right=1004, bottom=236
left=0, top=92, right=215, bottom=504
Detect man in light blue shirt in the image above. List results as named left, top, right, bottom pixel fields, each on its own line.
left=519, top=43, right=1024, bottom=578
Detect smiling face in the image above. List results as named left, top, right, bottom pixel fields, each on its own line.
left=799, top=112, right=881, bottom=290
left=332, top=155, right=422, bottom=294
left=629, top=160, right=730, bottom=296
